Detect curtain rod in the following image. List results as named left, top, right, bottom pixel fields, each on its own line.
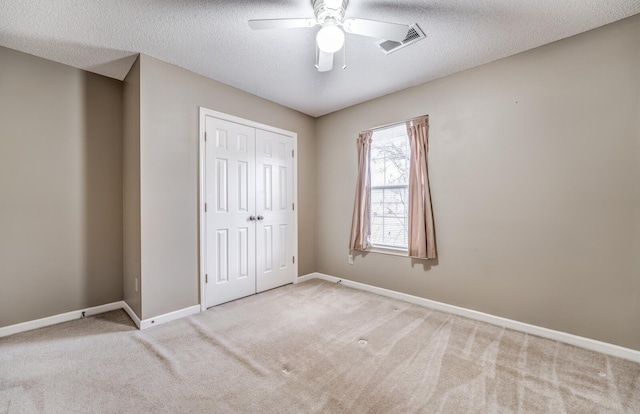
left=361, top=115, right=428, bottom=134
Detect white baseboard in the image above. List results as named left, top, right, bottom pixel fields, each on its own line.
left=139, top=305, right=201, bottom=330
left=0, top=301, right=124, bottom=338
left=299, top=272, right=640, bottom=363
left=121, top=301, right=141, bottom=329
left=0, top=301, right=202, bottom=337
left=5, top=275, right=638, bottom=363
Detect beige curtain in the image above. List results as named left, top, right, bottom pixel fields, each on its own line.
left=349, top=130, right=373, bottom=251
left=407, top=116, right=437, bottom=259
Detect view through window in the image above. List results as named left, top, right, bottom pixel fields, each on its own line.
left=370, top=124, right=410, bottom=250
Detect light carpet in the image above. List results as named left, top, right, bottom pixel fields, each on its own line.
left=1, top=279, right=639, bottom=413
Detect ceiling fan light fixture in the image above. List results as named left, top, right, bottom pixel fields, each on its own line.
left=316, top=25, right=345, bottom=53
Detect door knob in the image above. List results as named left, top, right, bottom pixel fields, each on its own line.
left=249, top=215, right=256, bottom=221
left=257, top=215, right=264, bottom=221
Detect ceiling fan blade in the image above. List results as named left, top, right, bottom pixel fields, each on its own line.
left=249, top=18, right=317, bottom=30
left=342, top=18, right=409, bottom=42
left=317, top=50, right=334, bottom=72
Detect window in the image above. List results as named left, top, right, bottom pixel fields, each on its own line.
left=349, top=115, right=436, bottom=259
left=370, top=124, right=410, bottom=250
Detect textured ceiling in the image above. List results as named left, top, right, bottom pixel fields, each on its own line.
left=1, top=1, right=638, bottom=117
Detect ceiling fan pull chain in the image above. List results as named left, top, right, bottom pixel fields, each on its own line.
left=342, top=37, right=347, bottom=69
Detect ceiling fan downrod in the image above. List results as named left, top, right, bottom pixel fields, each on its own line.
left=313, top=0, right=349, bottom=25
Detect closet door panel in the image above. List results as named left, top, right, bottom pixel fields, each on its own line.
left=255, top=129, right=295, bottom=292
left=205, top=116, right=256, bottom=307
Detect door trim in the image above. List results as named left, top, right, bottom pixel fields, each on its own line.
left=198, top=107, right=299, bottom=312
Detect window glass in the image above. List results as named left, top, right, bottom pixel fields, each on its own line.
left=370, top=124, right=410, bottom=249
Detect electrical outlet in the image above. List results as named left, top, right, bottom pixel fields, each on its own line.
left=348, top=254, right=354, bottom=265
left=134, top=277, right=138, bottom=292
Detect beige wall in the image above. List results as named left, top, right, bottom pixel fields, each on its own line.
left=315, top=15, right=640, bottom=350
left=123, top=56, right=142, bottom=318
left=634, top=29, right=640, bottom=349
left=138, top=55, right=316, bottom=319
left=0, top=46, right=123, bottom=326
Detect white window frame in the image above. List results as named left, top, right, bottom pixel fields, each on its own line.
left=369, top=123, right=410, bottom=254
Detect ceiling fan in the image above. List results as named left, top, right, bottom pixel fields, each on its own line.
left=249, top=0, right=411, bottom=72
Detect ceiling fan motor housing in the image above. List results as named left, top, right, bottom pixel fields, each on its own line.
left=313, top=0, right=349, bottom=25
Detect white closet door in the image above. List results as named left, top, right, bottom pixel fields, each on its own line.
left=255, top=129, right=295, bottom=292
left=205, top=117, right=256, bottom=307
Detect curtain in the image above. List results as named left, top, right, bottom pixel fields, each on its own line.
left=407, top=116, right=437, bottom=259
left=349, top=130, right=373, bottom=251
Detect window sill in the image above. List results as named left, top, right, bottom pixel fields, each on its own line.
left=368, top=246, right=408, bottom=257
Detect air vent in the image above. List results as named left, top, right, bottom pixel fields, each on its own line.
left=376, top=23, right=426, bottom=55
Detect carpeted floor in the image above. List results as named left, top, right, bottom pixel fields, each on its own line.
left=1, top=279, right=639, bottom=413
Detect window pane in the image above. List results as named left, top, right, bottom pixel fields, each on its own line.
left=384, top=187, right=408, bottom=218
left=370, top=187, right=408, bottom=248
left=370, top=157, right=385, bottom=187
left=382, top=217, right=407, bottom=247
left=385, top=135, right=409, bottom=185
left=385, top=153, right=408, bottom=185
left=371, top=188, right=384, bottom=218
left=371, top=124, right=409, bottom=187
left=371, top=216, right=384, bottom=246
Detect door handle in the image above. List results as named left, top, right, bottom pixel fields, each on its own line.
left=256, top=215, right=264, bottom=221
left=249, top=215, right=256, bottom=221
